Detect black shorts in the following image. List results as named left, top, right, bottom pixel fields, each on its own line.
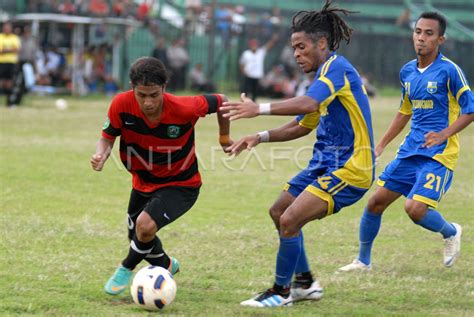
left=0, top=63, right=16, bottom=80
left=126, top=186, right=200, bottom=239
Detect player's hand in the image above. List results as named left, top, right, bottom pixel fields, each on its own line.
left=220, top=93, right=259, bottom=121
left=91, top=153, right=106, bottom=171
left=374, top=144, right=384, bottom=166
left=225, top=134, right=260, bottom=156
left=423, top=131, right=447, bottom=148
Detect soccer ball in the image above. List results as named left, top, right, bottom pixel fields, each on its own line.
left=130, top=266, right=177, bottom=310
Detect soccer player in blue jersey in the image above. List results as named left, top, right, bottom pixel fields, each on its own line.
left=220, top=1, right=374, bottom=307
left=338, top=12, right=474, bottom=273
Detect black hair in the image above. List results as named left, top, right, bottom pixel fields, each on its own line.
left=417, top=12, right=447, bottom=36
left=129, top=57, right=168, bottom=86
left=291, top=0, right=354, bottom=51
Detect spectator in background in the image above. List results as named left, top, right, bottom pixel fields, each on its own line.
left=136, top=0, right=153, bottom=23
left=189, top=63, right=215, bottom=93
left=0, top=22, right=21, bottom=107
left=151, top=37, right=168, bottom=69
left=166, top=38, right=189, bottom=91
left=58, top=0, right=77, bottom=15
left=279, top=43, right=299, bottom=78
left=239, top=34, right=278, bottom=101
left=89, top=0, right=110, bottom=17
left=17, top=26, right=38, bottom=102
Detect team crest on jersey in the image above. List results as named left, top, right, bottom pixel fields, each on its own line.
left=167, top=125, right=181, bottom=138
left=427, top=81, right=437, bottom=94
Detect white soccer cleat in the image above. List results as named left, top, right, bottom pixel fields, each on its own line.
left=291, top=280, right=323, bottom=302
left=337, top=259, right=372, bottom=272
left=240, top=289, right=293, bottom=307
left=443, top=223, right=462, bottom=267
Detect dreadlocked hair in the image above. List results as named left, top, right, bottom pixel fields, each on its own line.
left=291, top=0, right=355, bottom=51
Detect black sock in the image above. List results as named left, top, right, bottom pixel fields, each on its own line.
left=122, top=235, right=157, bottom=270
left=144, top=237, right=170, bottom=268
left=294, top=271, right=314, bottom=288
left=272, top=283, right=290, bottom=297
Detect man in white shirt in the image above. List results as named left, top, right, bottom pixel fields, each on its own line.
left=239, top=35, right=277, bottom=101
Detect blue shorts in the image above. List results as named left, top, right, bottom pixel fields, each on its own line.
left=285, top=166, right=369, bottom=215
left=378, top=156, right=453, bottom=208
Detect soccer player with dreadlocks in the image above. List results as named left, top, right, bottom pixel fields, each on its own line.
left=221, top=0, right=375, bottom=307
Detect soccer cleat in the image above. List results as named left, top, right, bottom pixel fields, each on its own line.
left=168, top=257, right=180, bottom=275
left=291, top=280, right=323, bottom=302
left=337, top=259, right=372, bottom=272
left=240, top=289, right=293, bottom=307
left=104, top=265, right=133, bottom=295
left=443, top=223, right=462, bottom=267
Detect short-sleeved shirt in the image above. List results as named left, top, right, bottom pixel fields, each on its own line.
left=398, top=53, right=474, bottom=170
left=0, top=33, right=21, bottom=64
left=102, top=91, right=221, bottom=192
left=296, top=53, right=375, bottom=189
left=239, top=48, right=267, bottom=79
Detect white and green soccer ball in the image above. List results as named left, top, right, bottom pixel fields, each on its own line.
left=130, top=266, right=177, bottom=310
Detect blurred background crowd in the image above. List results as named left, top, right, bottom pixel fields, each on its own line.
left=0, top=0, right=472, bottom=107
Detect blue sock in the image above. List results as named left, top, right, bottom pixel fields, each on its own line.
left=415, top=209, right=456, bottom=238
left=358, top=208, right=382, bottom=265
left=275, top=235, right=301, bottom=287
left=295, top=231, right=310, bottom=274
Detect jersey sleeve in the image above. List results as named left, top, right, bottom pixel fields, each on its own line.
left=101, top=97, right=122, bottom=140
left=448, top=65, right=474, bottom=114
left=194, top=94, right=222, bottom=117
left=398, top=70, right=412, bottom=115
left=305, top=57, right=345, bottom=105
left=296, top=112, right=321, bottom=130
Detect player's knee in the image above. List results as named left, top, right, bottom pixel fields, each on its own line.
left=404, top=200, right=427, bottom=222
left=135, top=214, right=158, bottom=241
left=367, top=196, right=387, bottom=214
left=279, top=213, right=299, bottom=237
left=269, top=205, right=283, bottom=223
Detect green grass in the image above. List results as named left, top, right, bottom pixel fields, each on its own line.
left=0, top=95, right=473, bottom=316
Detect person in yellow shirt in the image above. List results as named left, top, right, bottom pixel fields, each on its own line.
left=0, top=22, right=21, bottom=107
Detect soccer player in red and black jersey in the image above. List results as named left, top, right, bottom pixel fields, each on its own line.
left=90, top=57, right=232, bottom=295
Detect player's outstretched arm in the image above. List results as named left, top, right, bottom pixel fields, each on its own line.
left=376, top=112, right=411, bottom=157
left=226, top=119, right=312, bottom=156
left=91, top=137, right=114, bottom=171
left=423, top=113, right=474, bottom=148
left=216, top=94, right=233, bottom=152
left=221, top=93, right=319, bottom=121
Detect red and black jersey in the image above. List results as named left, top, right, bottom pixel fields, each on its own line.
left=102, top=90, right=221, bottom=192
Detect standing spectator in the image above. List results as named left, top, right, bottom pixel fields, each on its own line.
left=16, top=26, right=38, bottom=103
left=239, top=34, right=278, bottom=101
left=150, top=37, right=168, bottom=69
left=166, top=38, right=189, bottom=91
left=0, top=22, right=21, bottom=107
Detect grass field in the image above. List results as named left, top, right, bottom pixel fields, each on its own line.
left=0, top=94, right=473, bottom=316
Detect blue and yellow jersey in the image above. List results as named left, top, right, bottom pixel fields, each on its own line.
left=296, top=53, right=375, bottom=189
left=398, top=53, right=474, bottom=170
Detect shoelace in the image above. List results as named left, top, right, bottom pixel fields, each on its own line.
left=255, top=289, right=278, bottom=301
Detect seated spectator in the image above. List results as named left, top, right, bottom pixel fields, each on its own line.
left=189, top=63, right=215, bottom=92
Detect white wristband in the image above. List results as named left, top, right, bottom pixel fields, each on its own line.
left=257, top=130, right=270, bottom=143
left=258, top=103, right=271, bottom=115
